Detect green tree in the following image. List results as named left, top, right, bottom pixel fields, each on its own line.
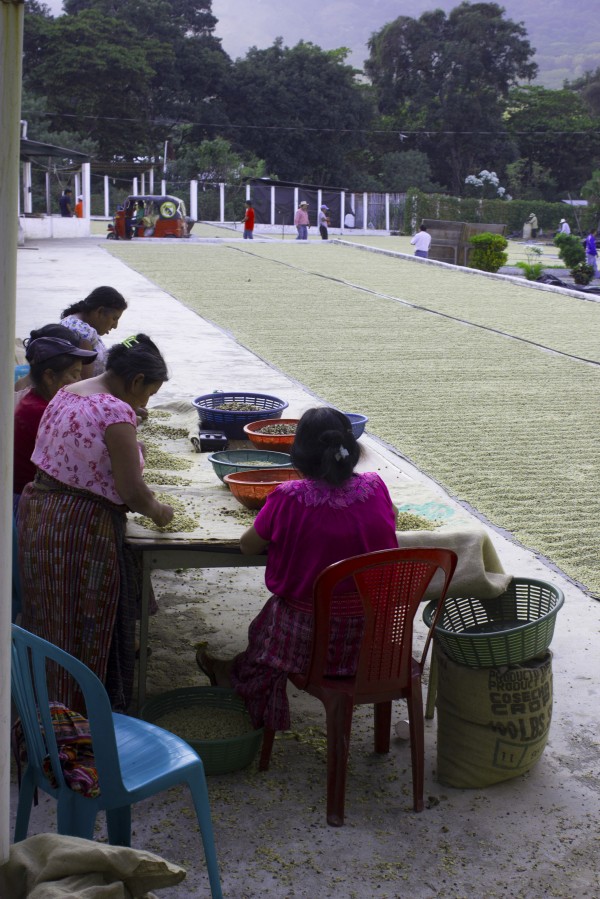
left=23, top=0, right=232, bottom=161
left=376, top=150, right=441, bottom=192
left=170, top=134, right=267, bottom=184
left=504, top=86, right=600, bottom=197
left=223, top=40, right=375, bottom=184
left=364, top=2, right=537, bottom=194
left=505, top=158, right=557, bottom=201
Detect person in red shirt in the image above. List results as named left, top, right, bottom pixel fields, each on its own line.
left=242, top=200, right=255, bottom=239
left=13, top=329, right=97, bottom=497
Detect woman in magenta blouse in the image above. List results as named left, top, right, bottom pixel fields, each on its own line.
left=197, top=407, right=398, bottom=731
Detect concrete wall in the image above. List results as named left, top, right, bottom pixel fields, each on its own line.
left=19, top=215, right=90, bottom=240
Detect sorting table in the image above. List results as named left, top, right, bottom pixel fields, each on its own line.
left=127, top=536, right=266, bottom=710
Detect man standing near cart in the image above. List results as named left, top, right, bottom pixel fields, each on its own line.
left=242, top=200, right=255, bottom=239
left=59, top=188, right=73, bottom=217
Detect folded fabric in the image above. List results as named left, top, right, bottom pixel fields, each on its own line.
left=396, top=524, right=512, bottom=601
left=0, top=834, right=186, bottom=899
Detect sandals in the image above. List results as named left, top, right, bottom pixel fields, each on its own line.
left=195, top=645, right=234, bottom=688
left=196, top=645, right=218, bottom=686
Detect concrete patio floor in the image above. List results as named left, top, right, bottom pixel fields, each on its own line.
left=10, top=237, right=600, bottom=898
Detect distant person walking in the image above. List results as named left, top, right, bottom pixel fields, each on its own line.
left=558, top=218, right=570, bottom=235
left=318, top=205, right=330, bottom=240
left=59, top=189, right=73, bottom=218
left=294, top=201, right=309, bottom=240
left=585, top=228, right=599, bottom=278
left=527, top=212, right=539, bottom=238
left=242, top=200, right=255, bottom=239
left=410, top=224, right=432, bottom=259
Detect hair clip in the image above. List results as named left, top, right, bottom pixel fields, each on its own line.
left=335, top=445, right=350, bottom=461
left=121, top=335, right=139, bottom=348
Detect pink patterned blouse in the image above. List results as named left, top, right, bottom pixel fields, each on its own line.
left=253, top=472, right=398, bottom=609
left=31, top=390, right=141, bottom=505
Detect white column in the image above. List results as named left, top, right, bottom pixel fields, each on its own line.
left=363, top=192, right=368, bottom=230
left=246, top=183, right=251, bottom=201
left=385, top=193, right=390, bottom=231
left=0, top=0, right=24, bottom=864
left=190, top=179, right=198, bottom=221
left=294, top=187, right=299, bottom=212
left=74, top=172, right=81, bottom=201
left=82, top=162, right=91, bottom=221
left=104, top=175, right=110, bottom=218
left=340, top=191, right=345, bottom=232
left=45, top=172, right=51, bottom=215
left=161, top=179, right=166, bottom=194
left=133, top=176, right=139, bottom=195
left=270, top=185, right=275, bottom=226
left=141, top=171, right=146, bottom=195
left=22, top=161, right=32, bottom=213
left=317, top=189, right=322, bottom=213
left=219, top=183, right=225, bottom=222
left=149, top=168, right=155, bottom=193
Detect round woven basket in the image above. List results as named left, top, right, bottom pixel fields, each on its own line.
left=422, top=577, right=564, bottom=668
left=192, top=392, right=288, bottom=440
left=140, top=686, right=263, bottom=775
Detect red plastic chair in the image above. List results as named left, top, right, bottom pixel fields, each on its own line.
left=259, top=547, right=457, bottom=826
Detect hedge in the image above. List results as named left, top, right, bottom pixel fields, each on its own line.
left=404, top=189, right=598, bottom=237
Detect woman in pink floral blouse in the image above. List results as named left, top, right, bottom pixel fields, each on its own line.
left=197, top=407, right=399, bottom=731
left=18, top=334, right=173, bottom=711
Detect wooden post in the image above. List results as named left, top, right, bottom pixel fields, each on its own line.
left=0, top=0, right=24, bottom=863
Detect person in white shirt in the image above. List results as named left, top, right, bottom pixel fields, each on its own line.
left=410, top=225, right=432, bottom=258
left=558, top=218, right=571, bottom=235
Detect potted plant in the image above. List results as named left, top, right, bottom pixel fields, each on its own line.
left=570, top=262, right=595, bottom=285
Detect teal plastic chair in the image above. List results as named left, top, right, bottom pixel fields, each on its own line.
left=10, top=625, right=223, bottom=899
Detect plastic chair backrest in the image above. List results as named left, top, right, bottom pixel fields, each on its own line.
left=304, top=547, right=457, bottom=701
left=11, top=625, right=123, bottom=804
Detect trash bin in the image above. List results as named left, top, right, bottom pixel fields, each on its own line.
left=523, top=223, right=532, bottom=240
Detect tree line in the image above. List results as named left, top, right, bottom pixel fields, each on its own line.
left=22, top=0, right=600, bottom=200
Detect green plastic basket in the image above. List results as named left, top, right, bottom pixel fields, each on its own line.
left=207, top=449, right=292, bottom=482
left=422, top=577, right=564, bottom=668
left=140, top=686, right=263, bottom=775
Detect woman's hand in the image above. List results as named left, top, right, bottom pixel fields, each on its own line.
left=152, top=501, right=174, bottom=528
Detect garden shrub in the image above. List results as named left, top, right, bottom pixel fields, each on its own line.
left=554, top=232, right=585, bottom=270
left=468, top=232, right=508, bottom=272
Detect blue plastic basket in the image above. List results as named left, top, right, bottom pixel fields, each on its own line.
left=343, top=412, right=368, bottom=439
left=192, top=392, right=288, bottom=440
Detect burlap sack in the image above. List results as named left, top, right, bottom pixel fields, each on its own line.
left=435, top=644, right=553, bottom=788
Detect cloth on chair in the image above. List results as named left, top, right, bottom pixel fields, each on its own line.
left=396, top=525, right=511, bottom=600
left=0, top=833, right=186, bottom=898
